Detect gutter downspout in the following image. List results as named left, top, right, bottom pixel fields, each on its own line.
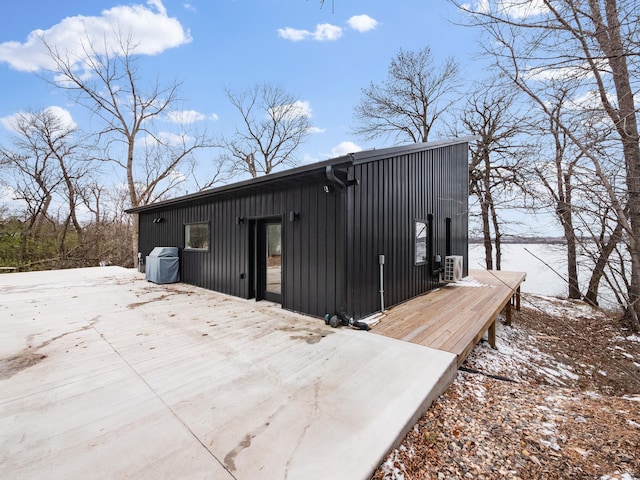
left=325, top=164, right=347, bottom=189
left=325, top=162, right=357, bottom=319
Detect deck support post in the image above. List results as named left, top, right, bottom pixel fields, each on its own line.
left=505, top=301, right=512, bottom=327
left=516, top=286, right=521, bottom=311
left=488, top=319, right=496, bottom=349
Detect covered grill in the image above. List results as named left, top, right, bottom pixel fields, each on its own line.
left=145, top=246, right=180, bottom=284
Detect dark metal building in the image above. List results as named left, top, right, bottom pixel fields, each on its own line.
left=126, top=138, right=470, bottom=320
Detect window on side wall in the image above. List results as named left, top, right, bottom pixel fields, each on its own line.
left=184, top=222, right=209, bottom=250
left=415, top=220, right=427, bottom=265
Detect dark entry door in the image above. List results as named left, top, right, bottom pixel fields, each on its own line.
left=255, top=219, right=282, bottom=303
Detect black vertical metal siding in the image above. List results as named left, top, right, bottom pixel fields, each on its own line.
left=137, top=141, right=469, bottom=321
left=346, top=142, right=469, bottom=318
left=137, top=177, right=345, bottom=319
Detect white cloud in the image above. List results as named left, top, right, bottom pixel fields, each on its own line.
left=499, top=0, right=547, bottom=18
left=278, top=23, right=343, bottom=42
left=300, top=153, right=320, bottom=164
left=1, top=113, right=20, bottom=131
left=461, top=0, right=546, bottom=18
left=183, top=3, right=197, bottom=13
left=269, top=100, right=312, bottom=120
left=347, top=15, right=379, bottom=32
left=0, top=105, right=77, bottom=132
left=314, top=23, right=343, bottom=41
left=0, top=0, right=192, bottom=72
left=140, top=131, right=193, bottom=147
left=308, top=126, right=326, bottom=134
left=277, top=27, right=309, bottom=42
left=165, top=109, right=217, bottom=124
left=461, top=0, right=490, bottom=13
left=0, top=185, right=25, bottom=215
left=147, top=0, right=167, bottom=16
left=166, top=110, right=205, bottom=123
left=290, top=100, right=312, bottom=118
left=331, top=141, right=362, bottom=157
left=45, top=106, right=77, bottom=130
left=568, top=89, right=617, bottom=112
left=169, top=169, right=186, bottom=183
left=526, top=61, right=600, bottom=82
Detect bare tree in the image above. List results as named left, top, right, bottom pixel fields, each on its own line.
left=523, top=80, right=626, bottom=305
left=455, top=0, right=640, bottom=330
left=353, top=47, right=460, bottom=143
left=1, top=110, right=66, bottom=264
left=461, top=82, right=527, bottom=270
left=528, top=85, right=584, bottom=299
left=220, top=83, right=311, bottom=177
left=41, top=31, right=213, bottom=263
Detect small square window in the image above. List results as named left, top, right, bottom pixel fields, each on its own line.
left=185, top=222, right=209, bottom=250
left=415, top=220, right=427, bottom=265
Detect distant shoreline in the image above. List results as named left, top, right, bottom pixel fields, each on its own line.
left=469, top=237, right=567, bottom=245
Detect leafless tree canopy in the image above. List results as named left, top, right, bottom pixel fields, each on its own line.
left=220, top=83, right=311, bottom=178
left=353, top=47, right=461, bottom=143
left=40, top=31, right=214, bottom=263
left=0, top=109, right=101, bottom=267
left=461, top=82, right=529, bottom=272
left=453, top=0, right=640, bottom=330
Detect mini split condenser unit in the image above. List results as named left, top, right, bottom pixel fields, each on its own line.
left=443, top=255, right=464, bottom=283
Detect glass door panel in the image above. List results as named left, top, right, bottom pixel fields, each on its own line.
left=265, top=222, right=282, bottom=295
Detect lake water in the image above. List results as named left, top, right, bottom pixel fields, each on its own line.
left=468, top=243, right=621, bottom=310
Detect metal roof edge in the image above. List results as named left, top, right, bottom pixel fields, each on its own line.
left=125, top=137, right=475, bottom=214
left=125, top=154, right=352, bottom=213
left=351, top=136, right=478, bottom=164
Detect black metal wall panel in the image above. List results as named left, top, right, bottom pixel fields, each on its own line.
left=345, top=142, right=469, bottom=319
left=137, top=175, right=345, bottom=319
left=136, top=140, right=469, bottom=321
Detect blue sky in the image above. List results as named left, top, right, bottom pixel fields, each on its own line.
left=0, top=0, right=479, bottom=167
left=1, top=0, right=561, bottom=236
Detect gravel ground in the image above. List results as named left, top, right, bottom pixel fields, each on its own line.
left=372, top=294, right=640, bottom=480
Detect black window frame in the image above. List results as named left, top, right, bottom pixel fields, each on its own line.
left=414, top=218, right=428, bottom=266
left=184, top=221, right=210, bottom=251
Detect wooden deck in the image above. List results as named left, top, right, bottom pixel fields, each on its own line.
left=372, top=269, right=527, bottom=367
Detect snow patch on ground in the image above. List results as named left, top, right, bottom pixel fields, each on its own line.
left=524, top=294, right=602, bottom=320
left=600, top=473, right=639, bottom=480
left=465, top=318, right=580, bottom=386
left=457, top=373, right=488, bottom=402
left=446, top=275, right=495, bottom=288
left=379, top=448, right=407, bottom=480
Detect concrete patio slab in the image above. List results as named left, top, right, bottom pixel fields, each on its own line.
left=0, top=267, right=457, bottom=480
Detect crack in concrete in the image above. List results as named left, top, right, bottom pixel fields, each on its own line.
left=223, top=404, right=286, bottom=472
left=284, top=382, right=321, bottom=480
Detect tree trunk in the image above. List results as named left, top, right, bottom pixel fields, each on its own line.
left=559, top=181, right=581, bottom=299
left=587, top=0, right=640, bottom=330
left=480, top=194, right=493, bottom=270
left=564, top=222, right=581, bottom=299
left=126, top=135, right=139, bottom=267
left=490, top=202, right=502, bottom=270
left=484, top=152, right=500, bottom=270
left=131, top=213, right=139, bottom=270
left=585, top=221, right=623, bottom=306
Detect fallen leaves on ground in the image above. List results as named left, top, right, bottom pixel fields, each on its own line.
left=373, top=294, right=640, bottom=480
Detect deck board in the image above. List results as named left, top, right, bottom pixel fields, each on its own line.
left=372, top=269, right=526, bottom=366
